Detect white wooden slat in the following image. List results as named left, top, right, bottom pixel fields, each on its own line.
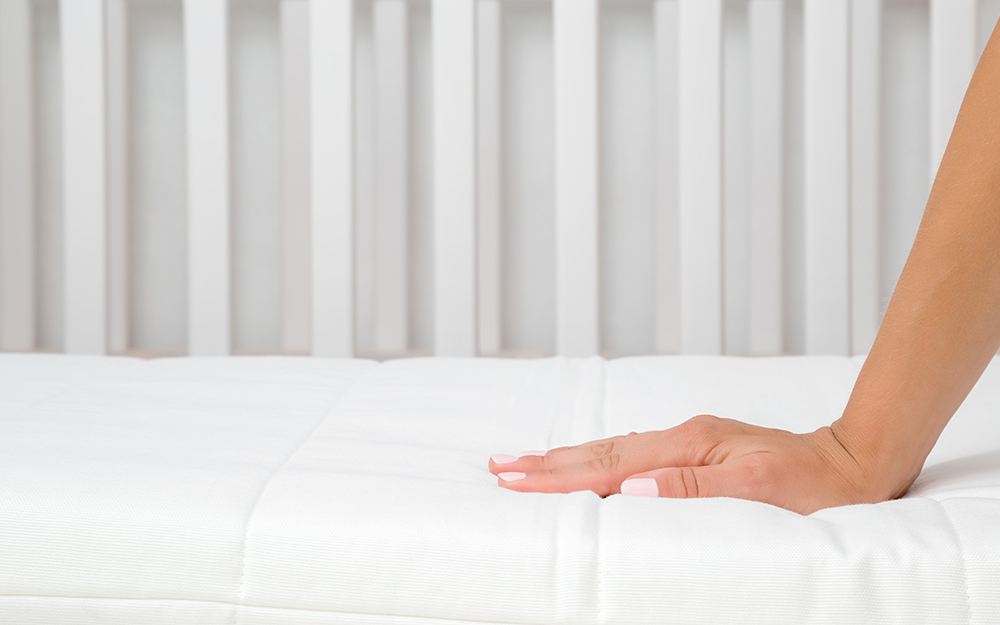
left=554, top=0, right=599, bottom=357
left=930, top=0, right=976, bottom=180
left=678, top=0, right=722, bottom=355
left=184, top=0, right=230, bottom=356
left=748, top=0, right=783, bottom=356
left=654, top=0, right=680, bottom=354
left=433, top=0, right=478, bottom=357
left=804, top=0, right=850, bottom=355
left=107, top=0, right=129, bottom=354
left=477, top=0, right=502, bottom=355
left=723, top=6, right=749, bottom=355
left=374, top=0, right=409, bottom=354
left=281, top=0, right=311, bottom=354
left=311, top=0, right=355, bottom=358
left=0, top=0, right=35, bottom=351
left=851, top=0, right=881, bottom=356
left=61, top=0, right=108, bottom=355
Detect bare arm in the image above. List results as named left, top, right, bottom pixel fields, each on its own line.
left=832, top=19, right=1000, bottom=502
left=488, top=20, right=1000, bottom=514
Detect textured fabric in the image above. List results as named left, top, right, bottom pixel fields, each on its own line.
left=0, top=353, right=998, bottom=624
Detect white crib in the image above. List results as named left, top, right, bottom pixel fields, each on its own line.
left=0, top=0, right=996, bottom=359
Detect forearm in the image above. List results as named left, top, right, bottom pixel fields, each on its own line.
left=832, top=22, right=1000, bottom=500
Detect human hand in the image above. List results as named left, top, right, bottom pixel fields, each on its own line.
left=488, top=415, right=903, bottom=515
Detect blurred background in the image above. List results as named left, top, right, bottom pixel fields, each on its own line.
left=0, top=0, right=996, bottom=358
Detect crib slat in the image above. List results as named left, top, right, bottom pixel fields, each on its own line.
left=478, top=0, right=502, bottom=356
left=930, top=0, right=976, bottom=179
left=851, top=0, right=882, bottom=356
left=281, top=0, right=311, bottom=354
left=62, top=0, right=108, bottom=355
left=0, top=0, right=35, bottom=352
left=804, top=0, right=850, bottom=355
left=554, top=0, right=599, bottom=357
left=374, top=0, right=409, bottom=354
left=433, top=0, right=478, bottom=357
left=184, top=0, right=230, bottom=357
left=311, top=0, right=355, bottom=358
left=107, top=0, right=129, bottom=355
left=748, top=0, right=783, bottom=356
left=679, top=0, right=722, bottom=354
left=654, top=0, right=680, bottom=354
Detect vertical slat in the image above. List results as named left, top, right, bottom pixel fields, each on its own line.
left=311, top=0, right=355, bottom=358
left=653, top=0, right=681, bottom=354
left=374, top=0, right=409, bottom=354
left=433, top=0, right=477, bottom=357
left=851, top=0, right=881, bottom=355
left=107, top=0, right=129, bottom=354
left=62, top=0, right=108, bottom=355
left=748, top=0, right=783, bottom=355
left=184, top=0, right=230, bottom=357
left=477, top=0, right=502, bottom=355
left=723, top=5, right=749, bottom=355
left=0, top=0, right=35, bottom=351
left=804, top=0, right=850, bottom=355
left=281, top=0, right=311, bottom=354
left=930, top=0, right=976, bottom=180
left=654, top=0, right=680, bottom=354
left=554, top=0, right=599, bottom=358
left=678, top=0, right=722, bottom=355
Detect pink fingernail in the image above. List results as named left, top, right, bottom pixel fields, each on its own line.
left=491, top=454, right=519, bottom=464
left=621, top=478, right=658, bottom=497
left=519, top=450, right=546, bottom=457
left=498, top=472, right=527, bottom=482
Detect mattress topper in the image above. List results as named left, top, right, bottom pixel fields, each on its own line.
left=1, top=353, right=998, bottom=624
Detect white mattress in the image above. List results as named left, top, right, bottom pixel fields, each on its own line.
left=1, top=353, right=998, bottom=624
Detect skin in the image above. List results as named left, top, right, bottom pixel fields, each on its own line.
left=489, top=20, right=1000, bottom=516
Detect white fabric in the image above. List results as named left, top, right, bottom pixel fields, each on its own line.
left=0, top=353, right=998, bottom=624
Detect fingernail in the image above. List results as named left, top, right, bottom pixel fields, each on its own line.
left=498, top=472, right=527, bottom=482
left=519, top=450, right=546, bottom=457
left=491, top=454, right=519, bottom=464
left=621, top=478, right=658, bottom=497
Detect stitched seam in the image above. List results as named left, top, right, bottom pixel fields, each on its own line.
left=230, top=362, right=379, bottom=625
left=0, top=594, right=532, bottom=625
left=935, top=500, right=974, bottom=625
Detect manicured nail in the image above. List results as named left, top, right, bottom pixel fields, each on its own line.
left=491, top=454, right=519, bottom=464
left=498, top=472, right=527, bottom=482
left=621, top=478, right=658, bottom=497
left=519, top=450, right=546, bottom=457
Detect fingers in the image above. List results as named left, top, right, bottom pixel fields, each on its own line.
left=489, top=432, right=654, bottom=476
left=490, top=415, right=728, bottom=477
left=620, top=454, right=770, bottom=501
left=494, top=433, right=715, bottom=497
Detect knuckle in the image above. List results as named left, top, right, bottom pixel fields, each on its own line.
left=678, top=414, right=717, bottom=435
left=590, top=452, right=621, bottom=474
left=661, top=470, right=686, bottom=498
left=690, top=413, right=721, bottom=425
left=589, top=437, right=621, bottom=460
left=680, top=467, right=700, bottom=498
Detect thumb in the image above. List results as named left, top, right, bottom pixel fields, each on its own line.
left=620, top=464, right=734, bottom=499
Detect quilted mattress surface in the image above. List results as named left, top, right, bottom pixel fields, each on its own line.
left=1, top=353, right=999, bottom=625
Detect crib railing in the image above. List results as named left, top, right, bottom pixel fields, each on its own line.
left=0, top=0, right=983, bottom=358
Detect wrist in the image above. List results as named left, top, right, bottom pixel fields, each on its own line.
left=827, top=414, right=925, bottom=501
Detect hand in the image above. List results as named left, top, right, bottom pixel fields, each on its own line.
left=488, top=414, right=897, bottom=515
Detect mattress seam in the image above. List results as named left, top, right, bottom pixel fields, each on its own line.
left=0, top=594, right=535, bottom=625
left=229, top=361, right=380, bottom=625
